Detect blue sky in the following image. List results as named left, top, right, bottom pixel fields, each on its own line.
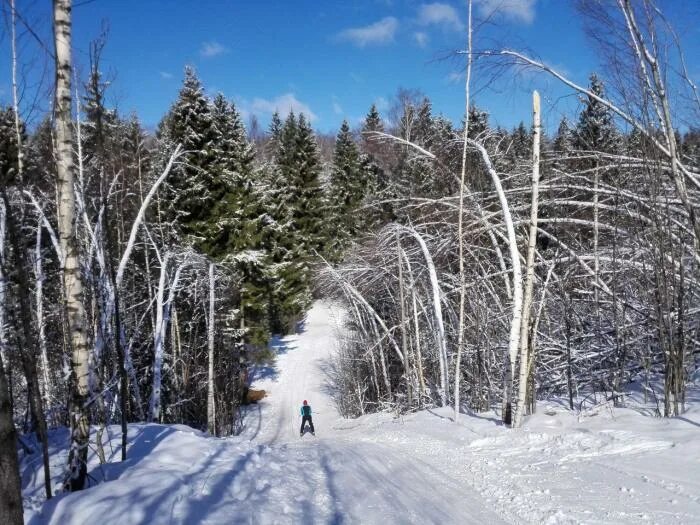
left=1, top=0, right=698, bottom=134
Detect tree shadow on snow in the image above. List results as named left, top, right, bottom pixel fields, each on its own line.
left=248, top=336, right=299, bottom=382
left=27, top=425, right=189, bottom=525
left=315, top=358, right=346, bottom=415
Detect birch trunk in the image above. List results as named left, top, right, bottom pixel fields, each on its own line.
left=465, top=138, right=523, bottom=425
left=0, top=203, right=7, bottom=371
left=207, top=263, right=216, bottom=435
left=401, top=250, right=426, bottom=400
left=10, top=0, right=23, bottom=180
left=454, top=0, right=472, bottom=422
left=35, top=223, right=51, bottom=410
left=513, top=91, right=541, bottom=428
left=403, top=226, right=448, bottom=405
left=396, top=232, right=411, bottom=405
left=53, top=0, right=91, bottom=491
left=149, top=255, right=187, bottom=422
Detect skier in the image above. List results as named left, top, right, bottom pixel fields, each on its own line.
left=300, top=400, right=315, bottom=436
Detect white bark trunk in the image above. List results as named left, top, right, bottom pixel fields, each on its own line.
left=34, top=223, right=51, bottom=409
left=53, top=0, right=91, bottom=490
left=115, top=145, right=182, bottom=288
left=465, top=138, right=523, bottom=425
left=403, top=226, right=448, bottom=406
left=148, top=254, right=187, bottom=422
left=0, top=202, right=6, bottom=371
left=454, top=0, right=472, bottom=422
left=400, top=249, right=426, bottom=400
left=405, top=227, right=449, bottom=406
left=514, top=91, right=541, bottom=428
left=396, top=232, right=411, bottom=405
left=207, top=263, right=216, bottom=435
left=10, top=0, right=23, bottom=180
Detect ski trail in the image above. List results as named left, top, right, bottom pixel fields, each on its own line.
left=35, top=301, right=505, bottom=524
left=245, top=301, right=343, bottom=444
left=241, top=300, right=505, bottom=524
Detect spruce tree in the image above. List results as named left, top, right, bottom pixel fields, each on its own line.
left=265, top=111, right=283, bottom=160
left=511, top=121, right=532, bottom=160
left=466, top=105, right=489, bottom=140
left=158, top=67, right=218, bottom=245
left=360, top=104, right=392, bottom=225
left=573, top=74, right=620, bottom=154
left=327, top=120, right=364, bottom=258
left=264, top=112, right=316, bottom=332
left=393, top=97, right=435, bottom=206
left=278, top=113, right=326, bottom=255
left=0, top=108, right=21, bottom=185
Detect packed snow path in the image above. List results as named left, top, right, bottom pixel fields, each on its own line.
left=25, top=301, right=700, bottom=523
left=29, top=302, right=503, bottom=524
left=237, top=301, right=504, bottom=523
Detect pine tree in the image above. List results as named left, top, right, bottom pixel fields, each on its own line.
left=573, top=74, right=620, bottom=154
left=158, top=67, right=218, bottom=245
left=265, top=111, right=283, bottom=160
left=327, top=120, right=364, bottom=259
left=0, top=108, right=21, bottom=186
left=209, top=94, right=272, bottom=345
left=511, top=121, right=532, bottom=160
left=466, top=105, right=489, bottom=140
left=82, top=67, right=119, bottom=169
left=554, top=117, right=573, bottom=155
left=360, top=104, right=391, bottom=225
left=278, top=113, right=326, bottom=256
left=393, top=97, right=436, bottom=205
left=262, top=112, right=314, bottom=332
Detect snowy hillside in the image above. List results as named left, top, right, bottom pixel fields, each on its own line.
left=23, top=302, right=700, bottom=524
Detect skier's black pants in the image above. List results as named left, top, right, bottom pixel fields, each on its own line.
left=300, top=415, right=314, bottom=434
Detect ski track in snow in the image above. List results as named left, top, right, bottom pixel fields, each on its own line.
left=22, top=300, right=700, bottom=524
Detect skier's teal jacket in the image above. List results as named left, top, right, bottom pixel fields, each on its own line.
left=300, top=405, right=312, bottom=416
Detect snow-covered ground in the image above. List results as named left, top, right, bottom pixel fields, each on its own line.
left=22, top=301, right=700, bottom=524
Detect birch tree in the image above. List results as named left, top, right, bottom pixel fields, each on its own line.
left=454, top=0, right=472, bottom=422
left=53, top=0, right=91, bottom=491
left=514, top=91, right=542, bottom=429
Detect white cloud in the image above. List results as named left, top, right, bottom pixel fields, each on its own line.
left=332, top=99, right=343, bottom=115
left=337, top=17, right=399, bottom=47
left=417, top=3, right=464, bottom=31
left=475, top=0, right=536, bottom=24
left=159, top=71, right=173, bottom=80
left=251, top=93, right=318, bottom=122
left=200, top=41, right=228, bottom=58
left=413, top=31, right=429, bottom=48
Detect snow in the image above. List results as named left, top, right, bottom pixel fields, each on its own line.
left=22, top=301, right=700, bottom=524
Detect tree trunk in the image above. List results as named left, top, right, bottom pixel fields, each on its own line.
left=207, top=263, right=216, bottom=435
left=0, top=356, right=23, bottom=525
left=10, top=0, right=24, bottom=182
left=514, top=91, right=542, bottom=428
left=0, top=202, right=7, bottom=373
left=149, top=255, right=186, bottom=422
left=396, top=232, right=411, bottom=407
left=454, top=0, right=472, bottom=422
left=1, top=192, right=53, bottom=500
left=466, top=139, right=523, bottom=425
left=404, top=226, right=448, bottom=405
left=34, top=224, right=52, bottom=413
left=53, top=0, right=91, bottom=491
